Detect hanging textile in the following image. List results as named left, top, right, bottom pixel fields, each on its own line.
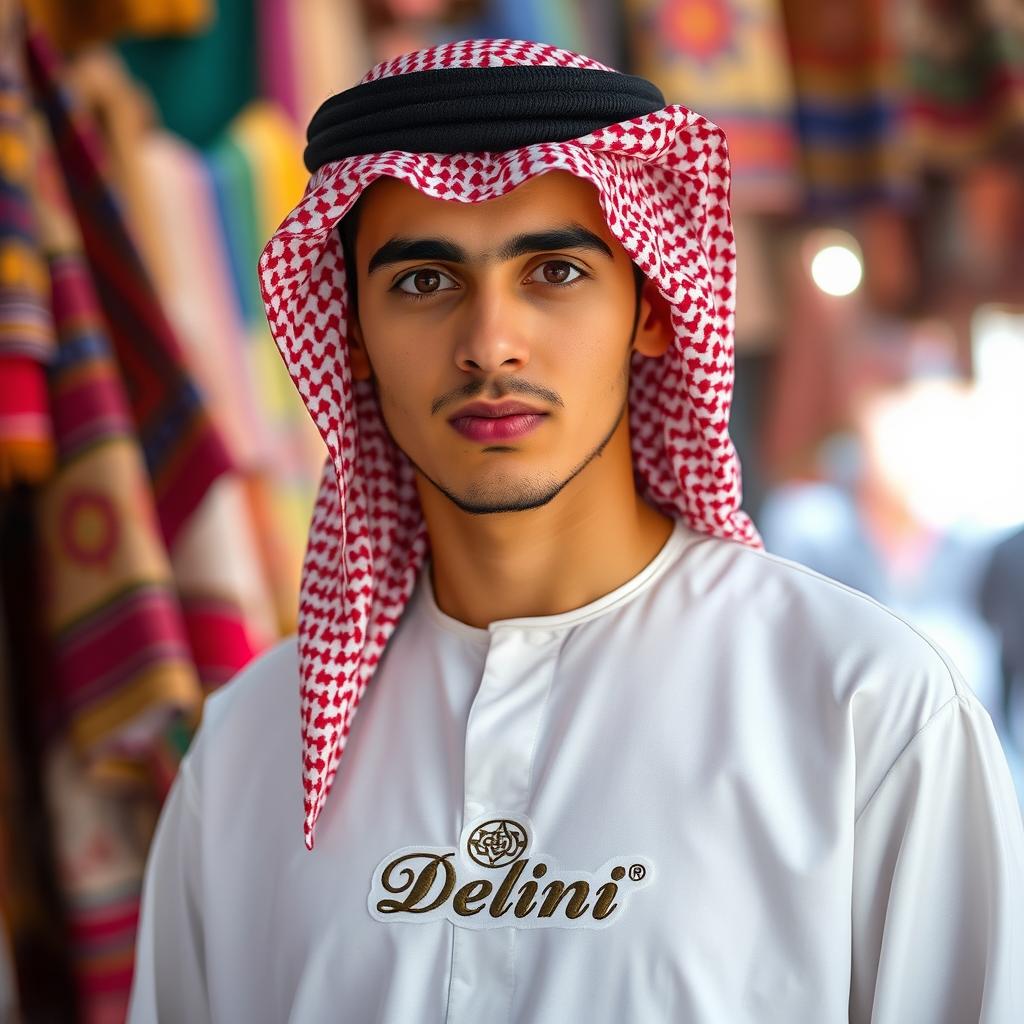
left=780, top=0, right=914, bottom=211
left=0, top=38, right=55, bottom=488
left=31, top=212, right=200, bottom=764
left=25, top=30, right=234, bottom=549
left=24, top=0, right=213, bottom=52
left=626, top=0, right=801, bottom=211
left=59, top=49, right=276, bottom=675
left=899, top=0, right=1024, bottom=170
left=42, top=736, right=159, bottom=1024
left=3, top=25, right=256, bottom=1020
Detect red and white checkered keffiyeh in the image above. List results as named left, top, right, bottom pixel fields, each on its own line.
left=258, top=39, right=762, bottom=850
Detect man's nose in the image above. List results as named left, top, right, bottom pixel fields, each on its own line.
left=452, top=287, right=531, bottom=374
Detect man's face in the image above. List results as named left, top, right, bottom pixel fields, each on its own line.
left=347, top=171, right=668, bottom=515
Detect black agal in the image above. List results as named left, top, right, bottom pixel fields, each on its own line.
left=303, top=65, right=666, bottom=173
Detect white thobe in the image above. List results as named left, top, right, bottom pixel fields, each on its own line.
left=128, top=520, right=1024, bottom=1022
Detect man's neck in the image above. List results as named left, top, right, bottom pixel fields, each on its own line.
left=417, top=421, right=676, bottom=629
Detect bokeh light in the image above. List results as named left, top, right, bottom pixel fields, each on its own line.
left=810, top=235, right=864, bottom=297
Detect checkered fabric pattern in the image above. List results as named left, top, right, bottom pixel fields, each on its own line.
left=258, top=39, right=762, bottom=849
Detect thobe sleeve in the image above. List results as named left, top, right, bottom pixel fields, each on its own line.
left=850, top=693, right=1024, bottom=1023
left=126, top=756, right=212, bottom=1023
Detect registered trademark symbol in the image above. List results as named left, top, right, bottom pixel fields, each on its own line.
left=628, top=863, right=646, bottom=881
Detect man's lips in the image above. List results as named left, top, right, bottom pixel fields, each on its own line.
left=447, top=401, right=549, bottom=443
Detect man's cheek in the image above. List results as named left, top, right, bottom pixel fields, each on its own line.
left=374, top=385, right=430, bottom=451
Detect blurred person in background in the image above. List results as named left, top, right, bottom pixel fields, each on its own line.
left=127, top=38, right=1024, bottom=1024
left=760, top=310, right=1024, bottom=796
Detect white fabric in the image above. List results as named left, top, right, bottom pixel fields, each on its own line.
left=128, top=521, right=1024, bottom=1022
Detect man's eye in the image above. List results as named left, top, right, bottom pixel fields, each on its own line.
left=528, top=260, right=586, bottom=286
left=395, top=268, right=457, bottom=295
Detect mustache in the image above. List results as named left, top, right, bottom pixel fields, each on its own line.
left=431, top=376, right=565, bottom=416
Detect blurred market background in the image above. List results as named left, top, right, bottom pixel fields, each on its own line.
left=1, top=0, right=1022, bottom=1019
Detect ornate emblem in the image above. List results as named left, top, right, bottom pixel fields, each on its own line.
left=466, top=819, right=528, bottom=868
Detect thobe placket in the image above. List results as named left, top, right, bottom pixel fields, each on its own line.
left=446, top=626, right=565, bottom=1022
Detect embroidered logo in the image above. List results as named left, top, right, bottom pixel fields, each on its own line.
left=466, top=818, right=528, bottom=868
left=367, top=812, right=654, bottom=930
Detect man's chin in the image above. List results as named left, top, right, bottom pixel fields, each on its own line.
left=425, top=472, right=568, bottom=516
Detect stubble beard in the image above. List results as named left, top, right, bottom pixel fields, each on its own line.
left=405, top=395, right=629, bottom=515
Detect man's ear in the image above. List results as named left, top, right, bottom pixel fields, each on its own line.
left=347, top=317, right=372, bottom=381
left=632, top=278, right=673, bottom=358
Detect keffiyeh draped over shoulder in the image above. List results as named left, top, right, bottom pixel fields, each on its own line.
left=257, top=39, right=762, bottom=850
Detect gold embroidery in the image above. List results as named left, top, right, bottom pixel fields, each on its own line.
left=368, top=815, right=653, bottom=930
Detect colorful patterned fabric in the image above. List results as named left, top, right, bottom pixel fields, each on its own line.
left=780, top=0, right=911, bottom=211
left=0, top=355, right=53, bottom=487
left=43, top=737, right=157, bottom=1024
left=45, top=48, right=271, bottom=693
left=24, top=30, right=234, bottom=548
left=36, top=243, right=201, bottom=759
left=21, top=52, right=226, bottom=1017
left=626, top=0, right=801, bottom=211
left=0, top=68, right=53, bottom=363
left=0, top=60, right=55, bottom=486
left=900, top=0, right=1024, bottom=169
left=126, top=132, right=277, bottom=658
left=258, top=39, right=762, bottom=848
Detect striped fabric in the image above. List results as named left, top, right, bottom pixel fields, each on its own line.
left=780, top=0, right=912, bottom=211
left=24, top=30, right=234, bottom=548
left=38, top=244, right=201, bottom=762
left=0, top=61, right=56, bottom=486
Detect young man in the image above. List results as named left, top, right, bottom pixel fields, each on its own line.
left=128, top=40, right=1024, bottom=1022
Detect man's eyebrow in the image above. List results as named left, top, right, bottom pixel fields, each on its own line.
left=366, top=223, right=614, bottom=275
left=496, top=225, right=614, bottom=262
left=367, top=237, right=467, bottom=274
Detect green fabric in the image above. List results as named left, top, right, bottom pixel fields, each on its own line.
left=117, top=0, right=257, bottom=147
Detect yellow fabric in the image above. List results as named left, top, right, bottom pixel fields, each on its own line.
left=25, top=0, right=212, bottom=50
left=230, top=101, right=308, bottom=238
